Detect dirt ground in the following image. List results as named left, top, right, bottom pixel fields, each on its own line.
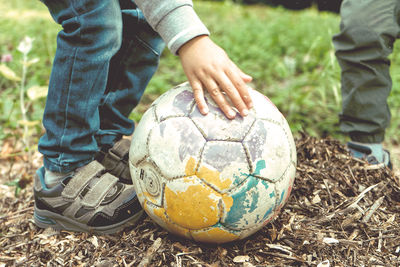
left=1, top=134, right=399, bottom=266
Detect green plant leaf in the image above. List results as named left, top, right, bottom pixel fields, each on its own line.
left=27, top=85, right=48, bottom=100
left=5, top=178, right=22, bottom=197
left=17, top=119, right=40, bottom=126
left=23, top=57, right=40, bottom=67
left=0, top=64, right=21, bottom=81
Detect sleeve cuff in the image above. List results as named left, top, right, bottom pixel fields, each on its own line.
left=155, top=5, right=210, bottom=55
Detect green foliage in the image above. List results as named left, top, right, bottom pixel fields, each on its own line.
left=5, top=178, right=23, bottom=197
left=0, top=1, right=57, bottom=148
left=1, top=0, right=399, bottom=146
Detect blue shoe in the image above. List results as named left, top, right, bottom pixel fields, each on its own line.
left=347, top=141, right=392, bottom=170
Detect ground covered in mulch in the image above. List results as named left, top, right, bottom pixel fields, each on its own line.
left=1, top=134, right=400, bottom=266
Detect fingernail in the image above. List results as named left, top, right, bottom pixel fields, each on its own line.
left=242, top=109, right=249, bottom=116
left=202, top=106, right=209, bottom=115
left=228, top=110, right=236, bottom=118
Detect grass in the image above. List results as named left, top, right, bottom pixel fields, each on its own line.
left=0, top=0, right=399, bottom=148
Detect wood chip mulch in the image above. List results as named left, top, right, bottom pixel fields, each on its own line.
left=1, top=134, right=400, bottom=266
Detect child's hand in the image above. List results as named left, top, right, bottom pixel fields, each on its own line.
left=178, top=35, right=253, bottom=119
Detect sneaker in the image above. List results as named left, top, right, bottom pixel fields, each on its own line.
left=347, top=141, right=392, bottom=170
left=96, top=138, right=132, bottom=184
left=33, top=161, right=143, bottom=234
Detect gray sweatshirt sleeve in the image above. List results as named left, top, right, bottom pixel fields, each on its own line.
left=134, top=0, right=210, bottom=55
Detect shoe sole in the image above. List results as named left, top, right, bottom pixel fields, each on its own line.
left=34, top=206, right=144, bottom=234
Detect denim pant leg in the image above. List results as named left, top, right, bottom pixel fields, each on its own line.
left=95, top=3, right=165, bottom=148
left=332, top=0, right=400, bottom=143
left=38, top=0, right=123, bottom=173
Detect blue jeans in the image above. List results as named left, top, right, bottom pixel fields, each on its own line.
left=38, top=0, right=165, bottom=173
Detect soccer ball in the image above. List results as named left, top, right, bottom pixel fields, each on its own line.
left=129, top=82, right=296, bottom=243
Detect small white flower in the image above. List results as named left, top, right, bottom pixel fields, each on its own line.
left=17, top=36, right=34, bottom=55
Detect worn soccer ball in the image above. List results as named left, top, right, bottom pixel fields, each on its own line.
left=129, top=82, right=296, bottom=243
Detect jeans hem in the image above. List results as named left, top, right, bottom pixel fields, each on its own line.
left=43, top=157, right=94, bottom=173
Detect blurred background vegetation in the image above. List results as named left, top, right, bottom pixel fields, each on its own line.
left=1, top=0, right=399, bottom=155
left=210, top=0, right=342, bottom=13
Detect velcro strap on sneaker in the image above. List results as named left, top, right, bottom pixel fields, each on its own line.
left=101, top=139, right=131, bottom=170
left=102, top=139, right=131, bottom=183
left=120, top=167, right=131, bottom=182
left=110, top=138, right=130, bottom=158
left=102, top=139, right=130, bottom=169
left=81, top=173, right=119, bottom=209
left=102, top=150, right=120, bottom=170
left=62, top=161, right=105, bottom=200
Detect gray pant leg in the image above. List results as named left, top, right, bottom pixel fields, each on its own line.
left=332, top=0, right=400, bottom=143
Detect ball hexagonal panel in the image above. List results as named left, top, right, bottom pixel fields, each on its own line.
left=198, top=141, right=250, bottom=193
left=221, top=175, right=277, bottom=230
left=190, top=100, right=255, bottom=141
left=154, top=84, right=195, bottom=121
left=163, top=177, right=227, bottom=230
left=243, top=119, right=292, bottom=182
left=142, top=200, right=191, bottom=239
left=148, top=117, right=206, bottom=179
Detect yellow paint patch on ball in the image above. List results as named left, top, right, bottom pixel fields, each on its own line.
left=221, top=195, right=234, bottom=213
left=165, top=223, right=191, bottom=238
left=185, top=157, right=233, bottom=191
left=197, top=165, right=232, bottom=191
left=151, top=204, right=165, bottom=219
left=146, top=201, right=190, bottom=238
left=185, top=157, right=197, bottom=176
left=164, top=180, right=220, bottom=230
left=191, top=227, right=239, bottom=243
